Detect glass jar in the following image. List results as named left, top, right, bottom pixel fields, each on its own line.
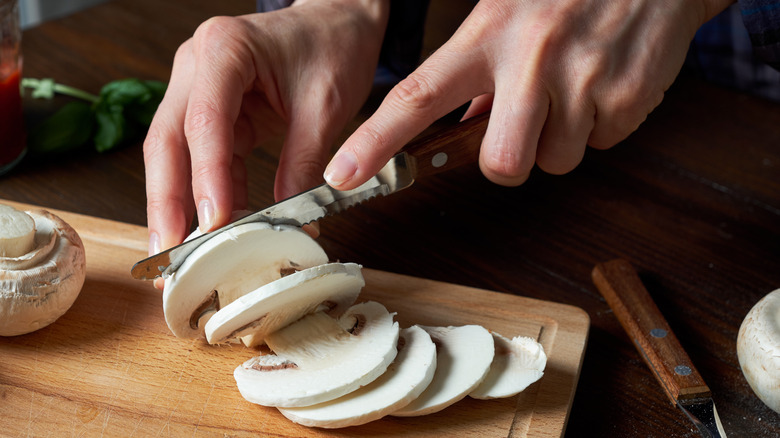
left=0, top=0, right=26, bottom=175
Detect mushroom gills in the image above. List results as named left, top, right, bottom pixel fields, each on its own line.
left=278, top=325, right=437, bottom=428
left=737, top=288, right=780, bottom=414
left=204, top=263, right=364, bottom=346
left=234, top=301, right=399, bottom=408
left=392, top=324, right=494, bottom=417
left=469, top=333, right=546, bottom=399
left=162, top=221, right=328, bottom=339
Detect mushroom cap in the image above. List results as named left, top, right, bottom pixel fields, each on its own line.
left=278, top=325, right=437, bottom=428
left=162, top=222, right=328, bottom=339
left=392, top=324, right=494, bottom=417
left=469, top=333, right=546, bottom=399
left=234, top=301, right=400, bottom=408
left=737, top=288, right=780, bottom=414
left=0, top=209, right=86, bottom=336
left=204, top=262, right=364, bottom=345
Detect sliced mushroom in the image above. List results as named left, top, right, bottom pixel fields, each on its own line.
left=278, top=325, right=437, bottom=428
left=737, top=288, right=780, bottom=414
left=234, top=301, right=399, bottom=408
left=469, top=333, right=546, bottom=399
left=204, top=262, right=364, bottom=346
left=0, top=206, right=86, bottom=336
left=392, top=324, right=494, bottom=417
left=162, top=222, right=328, bottom=339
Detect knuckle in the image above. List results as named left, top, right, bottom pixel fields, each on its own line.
left=388, top=73, right=442, bottom=115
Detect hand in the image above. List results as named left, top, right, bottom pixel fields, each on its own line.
left=324, top=0, right=735, bottom=190
left=143, top=0, right=389, bottom=260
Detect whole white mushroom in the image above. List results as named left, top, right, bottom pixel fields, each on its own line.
left=0, top=205, right=86, bottom=336
left=737, top=288, right=780, bottom=414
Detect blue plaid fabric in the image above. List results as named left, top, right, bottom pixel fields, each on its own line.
left=690, top=4, right=780, bottom=101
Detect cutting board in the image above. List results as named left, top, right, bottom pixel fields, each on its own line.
left=0, top=201, right=589, bottom=437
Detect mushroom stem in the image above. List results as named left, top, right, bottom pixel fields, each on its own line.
left=0, top=205, right=36, bottom=258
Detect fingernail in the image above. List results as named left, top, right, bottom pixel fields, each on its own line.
left=324, top=152, right=358, bottom=186
left=148, top=231, right=161, bottom=256
left=198, top=199, right=215, bottom=232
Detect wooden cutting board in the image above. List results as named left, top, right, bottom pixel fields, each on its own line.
left=0, top=201, right=589, bottom=437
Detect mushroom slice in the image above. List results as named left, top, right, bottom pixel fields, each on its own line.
left=737, top=288, right=780, bottom=414
left=278, top=325, right=437, bottom=428
left=0, top=207, right=86, bottom=336
left=392, top=325, right=494, bottom=417
left=469, top=333, right=546, bottom=399
left=162, top=222, right=327, bottom=339
left=234, top=301, right=399, bottom=408
left=204, top=263, right=364, bottom=346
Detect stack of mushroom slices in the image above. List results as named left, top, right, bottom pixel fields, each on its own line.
left=160, top=220, right=547, bottom=428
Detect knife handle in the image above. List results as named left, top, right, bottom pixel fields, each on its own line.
left=402, top=111, right=489, bottom=178
left=592, top=259, right=711, bottom=404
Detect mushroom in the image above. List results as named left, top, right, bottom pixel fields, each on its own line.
left=234, top=301, right=399, bottom=408
left=469, top=333, right=546, bottom=399
left=204, top=262, right=364, bottom=346
left=278, top=325, right=437, bottom=428
left=0, top=205, right=86, bottom=336
left=162, top=221, right=328, bottom=339
left=392, top=324, right=494, bottom=417
left=737, top=288, right=780, bottom=414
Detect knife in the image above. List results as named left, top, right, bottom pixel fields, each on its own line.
left=592, top=259, right=728, bottom=438
left=131, top=112, right=490, bottom=280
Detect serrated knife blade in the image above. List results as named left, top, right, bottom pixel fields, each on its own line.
left=131, top=112, right=490, bottom=280
left=592, top=259, right=728, bottom=438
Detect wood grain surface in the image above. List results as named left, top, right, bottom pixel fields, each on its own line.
left=1, top=0, right=779, bottom=436
left=0, top=200, right=588, bottom=437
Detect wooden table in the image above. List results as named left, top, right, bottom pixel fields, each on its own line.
left=3, top=0, right=779, bottom=436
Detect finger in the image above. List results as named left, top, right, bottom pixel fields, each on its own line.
left=535, top=91, right=595, bottom=175
left=588, top=84, right=664, bottom=150
left=144, top=41, right=197, bottom=256
left=462, top=93, right=494, bottom=120
left=324, top=48, right=489, bottom=190
left=184, top=17, right=255, bottom=232
left=479, top=80, right=550, bottom=187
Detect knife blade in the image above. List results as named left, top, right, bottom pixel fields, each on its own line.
left=592, top=259, right=728, bottom=438
left=131, top=112, right=490, bottom=280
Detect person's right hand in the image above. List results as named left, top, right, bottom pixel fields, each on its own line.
left=143, top=0, right=389, bottom=264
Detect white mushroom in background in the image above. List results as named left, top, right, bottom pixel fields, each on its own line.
left=0, top=205, right=86, bottom=336
left=234, top=301, right=399, bottom=408
left=205, top=263, right=364, bottom=346
left=162, top=222, right=328, bottom=340
left=278, top=325, right=437, bottom=428
left=737, top=288, right=780, bottom=414
left=392, top=325, right=495, bottom=417
left=470, top=333, right=547, bottom=399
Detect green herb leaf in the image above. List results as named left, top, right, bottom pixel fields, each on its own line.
left=23, top=77, right=166, bottom=156
left=92, top=78, right=167, bottom=152
left=26, top=101, right=94, bottom=156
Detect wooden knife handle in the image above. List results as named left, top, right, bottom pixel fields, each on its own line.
left=402, top=111, right=489, bottom=179
left=592, top=259, right=711, bottom=404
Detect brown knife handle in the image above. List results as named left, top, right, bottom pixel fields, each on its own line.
left=402, top=111, right=489, bottom=179
left=592, top=259, right=711, bottom=404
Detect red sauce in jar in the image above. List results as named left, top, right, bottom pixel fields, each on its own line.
left=0, top=67, right=26, bottom=171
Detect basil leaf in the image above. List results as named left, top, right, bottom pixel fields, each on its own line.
left=93, top=103, right=126, bottom=153
left=27, top=101, right=94, bottom=156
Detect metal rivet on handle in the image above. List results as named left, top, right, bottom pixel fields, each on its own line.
left=432, top=152, right=448, bottom=168
left=650, top=328, right=668, bottom=338
left=675, top=365, right=692, bottom=376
